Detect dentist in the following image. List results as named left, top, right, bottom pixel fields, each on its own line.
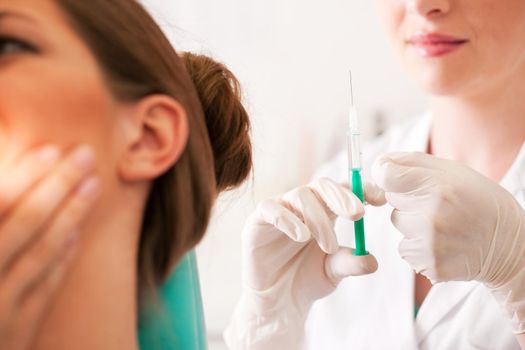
left=226, top=0, right=525, bottom=348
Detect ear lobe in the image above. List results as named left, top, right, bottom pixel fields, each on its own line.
left=118, top=95, right=189, bottom=182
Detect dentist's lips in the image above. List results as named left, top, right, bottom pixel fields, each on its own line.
left=406, top=33, right=469, bottom=57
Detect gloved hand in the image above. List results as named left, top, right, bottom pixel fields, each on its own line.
left=224, top=177, right=386, bottom=349
left=372, top=152, right=525, bottom=333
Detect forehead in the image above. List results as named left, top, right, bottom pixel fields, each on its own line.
left=0, top=0, right=78, bottom=41
left=0, top=0, right=64, bottom=22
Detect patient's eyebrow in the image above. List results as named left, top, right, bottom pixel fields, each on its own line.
left=0, top=10, right=36, bottom=23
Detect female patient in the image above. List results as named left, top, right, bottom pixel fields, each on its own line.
left=0, top=0, right=252, bottom=349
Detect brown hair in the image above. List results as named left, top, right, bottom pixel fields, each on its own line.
left=56, top=0, right=252, bottom=298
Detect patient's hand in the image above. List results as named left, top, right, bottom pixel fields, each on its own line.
left=0, top=145, right=99, bottom=350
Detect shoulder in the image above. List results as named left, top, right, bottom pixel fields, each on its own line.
left=313, top=113, right=431, bottom=182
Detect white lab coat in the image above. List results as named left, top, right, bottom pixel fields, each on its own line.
left=304, top=114, right=523, bottom=349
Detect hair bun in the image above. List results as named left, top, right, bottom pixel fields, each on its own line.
left=181, top=53, right=252, bottom=192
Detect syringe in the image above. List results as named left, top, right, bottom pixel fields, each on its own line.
left=348, top=72, right=368, bottom=256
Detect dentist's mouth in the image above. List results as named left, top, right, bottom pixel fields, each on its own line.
left=406, top=33, right=469, bottom=57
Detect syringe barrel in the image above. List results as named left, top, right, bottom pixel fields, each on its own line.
left=348, top=130, right=362, bottom=170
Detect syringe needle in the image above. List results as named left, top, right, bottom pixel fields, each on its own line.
left=349, top=70, right=354, bottom=106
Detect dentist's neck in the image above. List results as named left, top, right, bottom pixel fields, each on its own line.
left=429, top=67, right=525, bottom=182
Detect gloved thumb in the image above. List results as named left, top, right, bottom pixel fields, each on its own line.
left=324, top=247, right=378, bottom=285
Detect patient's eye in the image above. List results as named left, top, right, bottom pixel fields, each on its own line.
left=0, top=36, right=36, bottom=56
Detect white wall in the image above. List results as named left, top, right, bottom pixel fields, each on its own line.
left=142, top=1, right=427, bottom=348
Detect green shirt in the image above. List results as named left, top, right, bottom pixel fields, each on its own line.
left=138, top=251, right=207, bottom=350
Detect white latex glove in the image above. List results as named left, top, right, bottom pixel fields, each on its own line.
left=372, top=152, right=525, bottom=333
left=224, top=177, right=386, bottom=349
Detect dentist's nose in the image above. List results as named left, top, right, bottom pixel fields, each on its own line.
left=405, top=0, right=451, bottom=18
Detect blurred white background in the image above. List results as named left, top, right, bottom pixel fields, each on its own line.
left=142, top=1, right=427, bottom=348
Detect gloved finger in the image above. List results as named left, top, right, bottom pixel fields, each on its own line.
left=324, top=247, right=378, bottom=286
left=337, top=181, right=386, bottom=207
left=364, top=182, right=387, bottom=206
left=282, top=186, right=338, bottom=254
left=310, top=178, right=364, bottom=221
left=253, top=199, right=312, bottom=243
left=381, top=152, right=452, bottom=171
left=372, top=155, right=441, bottom=194
left=385, top=188, right=438, bottom=211
left=391, top=209, right=433, bottom=239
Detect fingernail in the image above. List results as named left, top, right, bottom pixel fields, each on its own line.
left=36, top=145, right=60, bottom=164
left=71, top=146, right=95, bottom=170
left=77, top=177, right=100, bottom=199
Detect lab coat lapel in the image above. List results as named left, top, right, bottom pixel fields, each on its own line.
left=409, top=114, right=478, bottom=341
left=392, top=113, right=473, bottom=345
left=380, top=114, right=432, bottom=349
left=367, top=207, right=419, bottom=350
left=414, top=281, right=477, bottom=343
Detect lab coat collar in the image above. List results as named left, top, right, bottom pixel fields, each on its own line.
left=416, top=111, right=525, bottom=197
left=499, top=140, right=525, bottom=202
left=406, top=112, right=525, bottom=197
left=398, top=112, right=432, bottom=153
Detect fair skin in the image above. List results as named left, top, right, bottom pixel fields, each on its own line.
left=0, top=0, right=189, bottom=349
left=0, top=146, right=99, bottom=350
left=377, top=0, right=525, bottom=346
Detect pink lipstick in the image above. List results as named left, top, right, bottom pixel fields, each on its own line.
left=407, top=33, right=468, bottom=57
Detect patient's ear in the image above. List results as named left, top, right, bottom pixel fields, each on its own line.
left=118, top=95, right=189, bottom=181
